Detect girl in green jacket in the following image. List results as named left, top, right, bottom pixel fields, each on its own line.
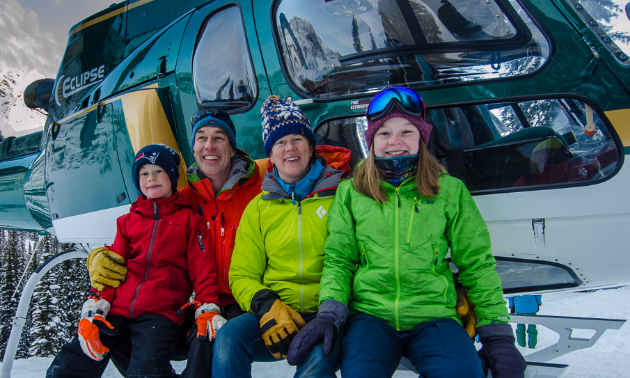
left=287, top=87, right=526, bottom=378
left=212, top=96, right=350, bottom=378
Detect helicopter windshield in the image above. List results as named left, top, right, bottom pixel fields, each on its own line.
left=274, top=0, right=550, bottom=98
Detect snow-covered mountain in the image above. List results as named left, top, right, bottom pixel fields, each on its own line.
left=277, top=15, right=341, bottom=84
left=0, top=69, right=47, bottom=139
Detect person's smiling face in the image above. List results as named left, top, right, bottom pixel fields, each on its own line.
left=373, top=117, right=420, bottom=158
left=269, top=134, right=314, bottom=184
left=138, top=164, right=172, bottom=199
left=193, top=126, right=235, bottom=180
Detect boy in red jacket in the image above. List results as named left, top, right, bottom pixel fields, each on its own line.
left=47, top=144, right=225, bottom=378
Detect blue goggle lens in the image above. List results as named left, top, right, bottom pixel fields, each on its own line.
left=367, top=87, right=425, bottom=120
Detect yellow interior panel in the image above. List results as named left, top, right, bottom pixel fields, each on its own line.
left=116, top=87, right=187, bottom=189
left=605, top=109, right=630, bottom=147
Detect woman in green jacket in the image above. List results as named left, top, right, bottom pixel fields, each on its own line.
left=288, top=87, right=526, bottom=378
left=212, top=96, right=350, bottom=378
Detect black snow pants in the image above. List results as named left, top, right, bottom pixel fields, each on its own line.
left=46, top=314, right=179, bottom=378
left=178, top=303, right=245, bottom=378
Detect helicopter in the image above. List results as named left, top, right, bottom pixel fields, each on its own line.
left=2, top=0, right=630, bottom=377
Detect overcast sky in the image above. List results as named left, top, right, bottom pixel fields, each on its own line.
left=0, top=0, right=114, bottom=76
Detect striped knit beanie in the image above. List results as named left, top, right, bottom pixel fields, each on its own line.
left=260, top=95, right=317, bottom=156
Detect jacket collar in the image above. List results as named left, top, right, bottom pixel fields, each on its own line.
left=130, top=191, right=189, bottom=219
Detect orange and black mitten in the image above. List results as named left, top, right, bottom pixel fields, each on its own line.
left=194, top=303, right=227, bottom=341
left=77, top=295, right=117, bottom=361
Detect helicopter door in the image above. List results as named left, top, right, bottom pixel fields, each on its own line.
left=45, top=105, right=131, bottom=244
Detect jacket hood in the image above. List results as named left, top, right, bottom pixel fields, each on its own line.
left=261, top=145, right=351, bottom=200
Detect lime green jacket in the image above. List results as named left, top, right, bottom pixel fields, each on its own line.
left=229, top=164, right=343, bottom=314
left=319, top=175, right=509, bottom=331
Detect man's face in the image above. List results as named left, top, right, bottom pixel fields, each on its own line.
left=193, top=126, right=235, bottom=179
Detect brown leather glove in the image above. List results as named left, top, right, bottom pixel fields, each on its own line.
left=87, top=247, right=128, bottom=291
left=456, top=288, right=477, bottom=339
left=252, top=289, right=306, bottom=359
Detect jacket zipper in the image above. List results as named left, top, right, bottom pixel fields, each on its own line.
left=394, top=187, right=401, bottom=331
left=406, top=197, right=418, bottom=244
left=130, top=200, right=160, bottom=318
left=352, top=244, right=369, bottom=301
left=221, top=213, right=227, bottom=278
left=297, top=201, right=304, bottom=313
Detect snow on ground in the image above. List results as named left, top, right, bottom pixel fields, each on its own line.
left=2, top=287, right=629, bottom=377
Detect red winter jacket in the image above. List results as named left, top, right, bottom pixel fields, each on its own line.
left=180, top=150, right=266, bottom=307
left=99, top=192, right=219, bottom=325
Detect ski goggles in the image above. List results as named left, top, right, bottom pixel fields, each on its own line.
left=191, top=108, right=234, bottom=128
left=366, top=87, right=426, bottom=121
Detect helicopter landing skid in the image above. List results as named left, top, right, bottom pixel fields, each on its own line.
left=399, top=313, right=625, bottom=378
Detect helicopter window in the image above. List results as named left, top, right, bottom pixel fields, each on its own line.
left=274, top=0, right=550, bottom=99
left=568, top=0, right=630, bottom=63
left=315, top=98, right=619, bottom=193
left=496, top=258, right=582, bottom=294
left=62, top=37, right=83, bottom=68
left=192, top=5, right=258, bottom=111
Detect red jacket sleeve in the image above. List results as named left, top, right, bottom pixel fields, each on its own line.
left=98, top=215, right=132, bottom=303
left=187, top=212, right=220, bottom=305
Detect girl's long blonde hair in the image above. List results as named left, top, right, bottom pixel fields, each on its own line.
left=353, top=140, right=445, bottom=203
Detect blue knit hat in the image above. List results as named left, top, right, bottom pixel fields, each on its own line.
left=260, top=95, right=317, bottom=156
left=132, top=144, right=181, bottom=194
left=191, top=109, right=237, bottom=151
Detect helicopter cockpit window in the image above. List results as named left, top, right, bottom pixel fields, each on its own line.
left=193, top=6, right=258, bottom=111
left=274, top=0, right=550, bottom=99
left=62, top=37, right=83, bottom=68
left=315, top=98, right=619, bottom=193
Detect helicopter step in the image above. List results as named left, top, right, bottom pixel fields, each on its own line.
left=510, top=314, right=626, bottom=363
left=398, top=313, right=625, bottom=378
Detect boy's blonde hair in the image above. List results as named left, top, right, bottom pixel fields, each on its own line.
left=353, top=141, right=445, bottom=203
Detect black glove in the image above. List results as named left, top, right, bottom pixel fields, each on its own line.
left=509, top=307, right=515, bottom=315
left=477, top=323, right=527, bottom=378
left=251, top=289, right=305, bottom=359
left=287, top=299, right=348, bottom=366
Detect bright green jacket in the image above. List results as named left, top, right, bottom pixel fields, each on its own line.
left=229, top=163, right=344, bottom=314
left=319, top=175, right=509, bottom=331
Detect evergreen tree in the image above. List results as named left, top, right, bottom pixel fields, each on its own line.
left=0, top=230, right=22, bottom=359
left=369, top=27, right=378, bottom=51
left=56, top=242, right=88, bottom=343
left=15, top=233, right=34, bottom=358
left=16, top=235, right=42, bottom=359
left=352, top=15, right=363, bottom=53
left=29, top=235, right=64, bottom=357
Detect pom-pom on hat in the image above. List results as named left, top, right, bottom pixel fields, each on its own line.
left=260, top=95, right=317, bottom=156
left=364, top=109, right=432, bottom=150
left=132, top=144, right=181, bottom=194
left=191, top=108, right=237, bottom=151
